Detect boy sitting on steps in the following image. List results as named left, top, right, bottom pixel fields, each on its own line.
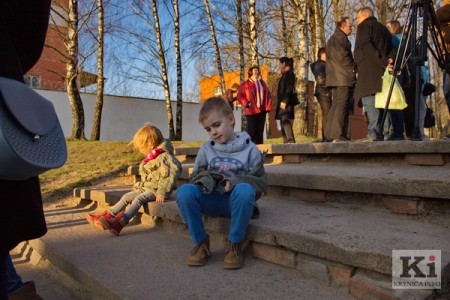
left=176, top=96, right=267, bottom=269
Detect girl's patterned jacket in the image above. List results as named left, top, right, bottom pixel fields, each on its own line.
left=133, top=139, right=182, bottom=198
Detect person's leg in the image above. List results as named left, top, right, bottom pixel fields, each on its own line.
left=122, top=191, right=155, bottom=221
left=108, top=190, right=142, bottom=216
left=6, top=255, right=23, bottom=294
left=418, top=95, right=428, bottom=139
left=0, top=250, right=8, bottom=300
left=328, top=87, right=349, bottom=140
left=443, top=72, right=450, bottom=114
left=176, top=184, right=209, bottom=244
left=255, top=112, right=267, bottom=145
left=245, top=115, right=257, bottom=144
left=383, top=111, right=392, bottom=139
left=361, top=95, right=380, bottom=139
left=228, top=183, right=255, bottom=243
left=317, top=94, right=331, bottom=141
left=280, top=115, right=295, bottom=143
left=402, top=85, right=416, bottom=137
left=389, top=109, right=405, bottom=140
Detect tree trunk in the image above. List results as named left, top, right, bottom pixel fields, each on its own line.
left=91, top=0, right=104, bottom=141
left=203, top=0, right=225, bottom=93
left=236, top=0, right=246, bottom=131
left=377, top=0, right=387, bottom=25
left=174, top=0, right=182, bottom=141
left=151, top=0, right=175, bottom=140
left=248, top=0, right=259, bottom=66
left=280, top=0, right=289, bottom=55
left=67, top=0, right=85, bottom=140
left=292, top=0, right=309, bottom=137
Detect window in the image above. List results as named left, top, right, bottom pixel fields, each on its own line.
left=214, top=86, right=223, bottom=95
left=24, top=75, right=41, bottom=88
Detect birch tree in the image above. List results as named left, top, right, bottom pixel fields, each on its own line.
left=248, top=0, right=259, bottom=66
left=91, top=0, right=105, bottom=140
left=67, top=0, right=86, bottom=139
left=150, top=0, right=175, bottom=139
left=291, top=0, right=309, bottom=136
left=173, top=0, right=182, bottom=140
left=204, top=0, right=226, bottom=93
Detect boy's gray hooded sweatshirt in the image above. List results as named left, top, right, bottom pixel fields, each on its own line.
left=189, top=131, right=267, bottom=199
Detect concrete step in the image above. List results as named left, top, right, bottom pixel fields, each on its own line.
left=123, top=160, right=450, bottom=217
left=175, top=140, right=450, bottom=166
left=71, top=187, right=449, bottom=299
left=24, top=200, right=357, bottom=300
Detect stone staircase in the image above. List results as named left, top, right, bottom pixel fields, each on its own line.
left=71, top=140, right=450, bottom=300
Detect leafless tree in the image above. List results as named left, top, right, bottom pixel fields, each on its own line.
left=203, top=0, right=226, bottom=93
left=173, top=0, right=183, bottom=140
left=90, top=0, right=105, bottom=140
left=67, top=0, right=86, bottom=139
left=248, top=0, right=259, bottom=66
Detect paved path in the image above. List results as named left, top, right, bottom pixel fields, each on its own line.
left=10, top=200, right=353, bottom=300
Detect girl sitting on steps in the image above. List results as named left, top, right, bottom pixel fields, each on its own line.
left=85, top=123, right=182, bottom=236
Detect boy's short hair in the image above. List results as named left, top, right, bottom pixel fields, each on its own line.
left=199, top=96, right=233, bottom=124
left=131, top=122, right=164, bottom=153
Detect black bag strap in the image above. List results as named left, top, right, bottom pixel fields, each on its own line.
left=0, top=76, right=57, bottom=136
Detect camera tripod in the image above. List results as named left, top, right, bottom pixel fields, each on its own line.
left=379, top=0, right=449, bottom=140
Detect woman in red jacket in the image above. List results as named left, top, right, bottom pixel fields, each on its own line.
left=237, top=66, right=272, bottom=144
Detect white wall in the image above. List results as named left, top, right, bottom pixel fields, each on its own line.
left=36, top=90, right=242, bottom=142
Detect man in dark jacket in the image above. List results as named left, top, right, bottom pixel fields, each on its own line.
left=354, top=7, right=393, bottom=141
left=276, top=57, right=297, bottom=143
left=325, top=17, right=356, bottom=142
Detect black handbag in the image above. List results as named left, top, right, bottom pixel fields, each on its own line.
left=0, top=76, right=67, bottom=180
left=424, top=104, right=436, bottom=128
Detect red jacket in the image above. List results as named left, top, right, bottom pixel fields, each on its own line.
left=237, top=79, right=271, bottom=115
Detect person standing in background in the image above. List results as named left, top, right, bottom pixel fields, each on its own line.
left=385, top=20, right=406, bottom=141
left=237, top=66, right=272, bottom=144
left=353, top=7, right=393, bottom=141
left=276, top=57, right=297, bottom=143
left=310, top=47, right=332, bottom=142
left=0, top=1, right=51, bottom=299
left=325, top=17, right=356, bottom=142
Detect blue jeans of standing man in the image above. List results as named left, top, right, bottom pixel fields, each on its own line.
left=176, top=183, right=255, bottom=244
left=108, top=190, right=154, bottom=222
left=6, top=255, right=23, bottom=293
left=361, top=95, right=380, bottom=139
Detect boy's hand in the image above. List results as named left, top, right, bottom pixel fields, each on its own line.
left=156, top=194, right=165, bottom=203
left=224, top=180, right=233, bottom=192
left=280, top=102, right=287, bottom=109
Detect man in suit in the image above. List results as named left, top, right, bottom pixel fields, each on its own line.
left=325, top=17, right=356, bottom=142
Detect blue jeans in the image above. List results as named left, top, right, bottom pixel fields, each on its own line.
left=109, top=190, right=155, bottom=222
left=6, top=255, right=23, bottom=294
left=361, top=95, right=380, bottom=139
left=388, top=109, right=405, bottom=139
left=176, top=183, right=255, bottom=244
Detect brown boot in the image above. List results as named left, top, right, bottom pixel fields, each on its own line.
left=187, top=234, right=211, bottom=266
left=99, top=213, right=127, bottom=236
left=8, top=281, right=43, bottom=300
left=223, top=242, right=244, bottom=269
